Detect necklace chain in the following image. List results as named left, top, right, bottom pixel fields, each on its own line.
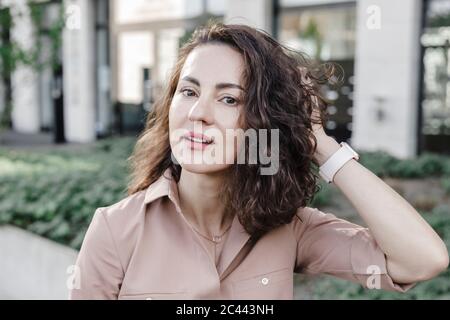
left=191, top=223, right=232, bottom=243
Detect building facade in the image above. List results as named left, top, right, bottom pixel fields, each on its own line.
left=2, top=0, right=449, bottom=158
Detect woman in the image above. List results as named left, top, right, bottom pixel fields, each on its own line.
left=69, top=23, right=448, bottom=300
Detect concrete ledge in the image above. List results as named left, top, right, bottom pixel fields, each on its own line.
left=0, top=225, right=78, bottom=299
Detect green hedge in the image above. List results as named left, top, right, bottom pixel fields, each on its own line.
left=311, top=150, right=450, bottom=206
left=0, top=137, right=134, bottom=249
left=358, top=151, right=450, bottom=178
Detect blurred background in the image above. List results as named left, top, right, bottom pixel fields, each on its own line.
left=0, top=0, right=450, bottom=299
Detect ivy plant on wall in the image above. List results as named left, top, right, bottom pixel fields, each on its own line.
left=0, top=0, right=66, bottom=132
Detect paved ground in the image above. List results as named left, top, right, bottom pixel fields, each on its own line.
left=0, top=129, right=98, bottom=152
left=1, top=130, right=54, bottom=147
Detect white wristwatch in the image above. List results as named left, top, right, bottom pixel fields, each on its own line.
left=319, top=142, right=359, bottom=184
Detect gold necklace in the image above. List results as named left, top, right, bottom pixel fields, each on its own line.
left=191, top=223, right=232, bottom=243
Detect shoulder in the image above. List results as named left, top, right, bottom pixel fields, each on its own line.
left=288, top=206, right=317, bottom=239
left=92, top=171, right=172, bottom=237
left=289, top=206, right=345, bottom=241
left=89, top=189, right=150, bottom=246
left=98, top=189, right=148, bottom=223
left=292, top=206, right=344, bottom=226
left=295, top=206, right=319, bottom=220
left=290, top=206, right=368, bottom=245
left=81, top=189, right=153, bottom=269
left=290, top=206, right=321, bottom=228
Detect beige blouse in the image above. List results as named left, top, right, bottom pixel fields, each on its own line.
left=69, top=169, right=416, bottom=300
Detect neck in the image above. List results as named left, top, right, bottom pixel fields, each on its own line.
left=177, top=169, right=233, bottom=238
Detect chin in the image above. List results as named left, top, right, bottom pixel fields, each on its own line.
left=179, top=163, right=231, bottom=175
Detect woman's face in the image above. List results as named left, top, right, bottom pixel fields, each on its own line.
left=169, top=44, right=245, bottom=174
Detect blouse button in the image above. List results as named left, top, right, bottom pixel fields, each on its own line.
left=261, top=277, right=269, bottom=285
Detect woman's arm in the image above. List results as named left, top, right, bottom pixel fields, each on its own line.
left=314, top=134, right=449, bottom=284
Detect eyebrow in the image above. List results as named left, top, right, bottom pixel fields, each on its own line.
left=181, top=76, right=244, bottom=91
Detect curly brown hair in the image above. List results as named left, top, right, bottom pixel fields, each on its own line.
left=127, top=21, right=338, bottom=240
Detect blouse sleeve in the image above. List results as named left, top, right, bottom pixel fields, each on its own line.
left=68, top=208, right=124, bottom=299
left=293, top=207, right=417, bottom=293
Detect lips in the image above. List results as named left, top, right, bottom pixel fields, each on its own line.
left=183, top=132, right=214, bottom=144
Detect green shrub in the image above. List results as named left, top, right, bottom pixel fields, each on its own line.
left=358, top=151, right=397, bottom=177
left=0, top=136, right=135, bottom=249
left=359, top=151, right=450, bottom=179
left=442, top=176, right=450, bottom=195
left=311, top=181, right=333, bottom=207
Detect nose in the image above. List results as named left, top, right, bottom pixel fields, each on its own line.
left=188, top=96, right=214, bottom=125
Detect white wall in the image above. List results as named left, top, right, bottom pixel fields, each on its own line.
left=225, top=0, right=273, bottom=34
left=117, top=31, right=154, bottom=104
left=157, top=28, right=185, bottom=86
left=0, top=225, right=77, bottom=299
left=352, top=0, right=422, bottom=158
left=63, top=0, right=96, bottom=142
left=113, top=0, right=225, bottom=24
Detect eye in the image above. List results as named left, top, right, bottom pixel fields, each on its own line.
left=220, top=96, right=239, bottom=106
left=180, top=88, right=197, bottom=97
